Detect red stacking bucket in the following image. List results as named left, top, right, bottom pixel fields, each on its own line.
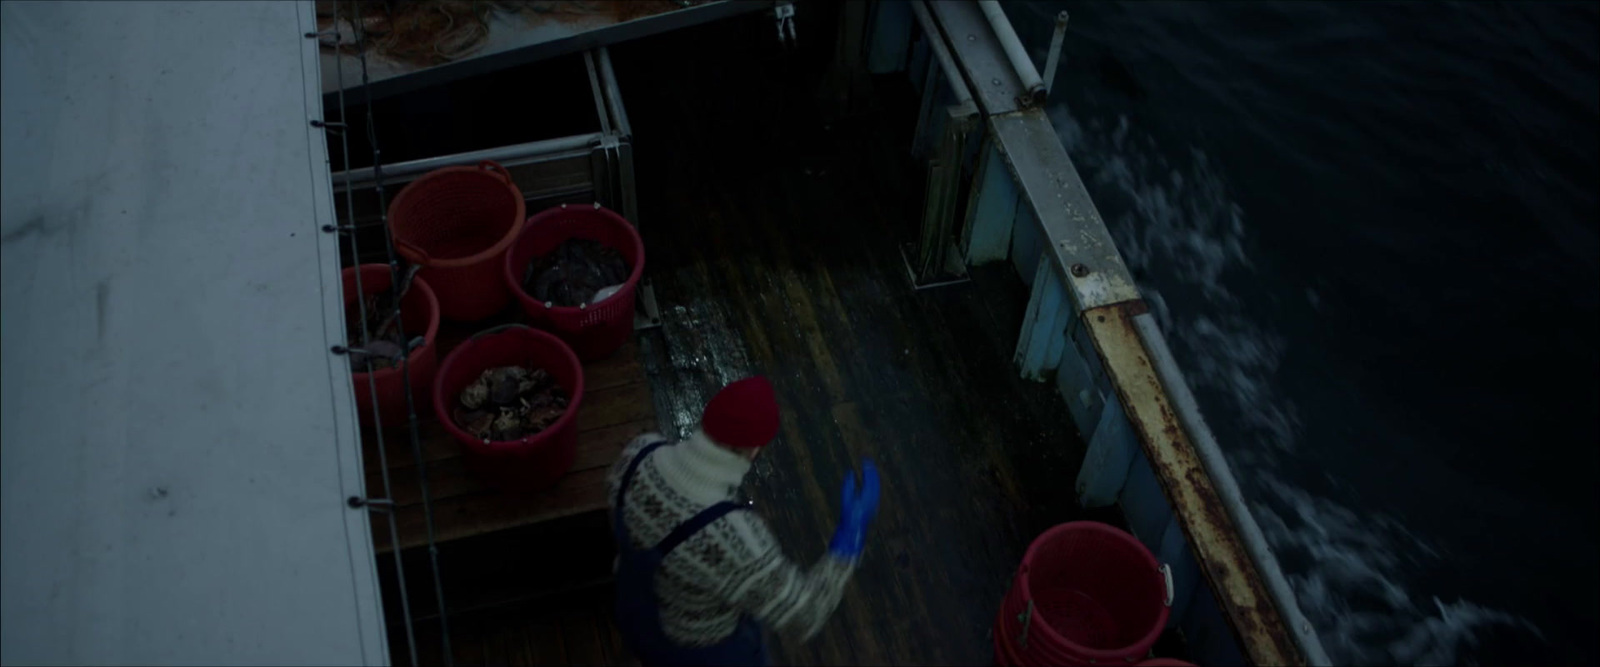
left=343, top=264, right=440, bottom=428
left=503, top=204, right=644, bottom=361
left=389, top=160, right=526, bottom=323
left=433, top=324, right=585, bottom=492
left=994, top=522, right=1172, bottom=666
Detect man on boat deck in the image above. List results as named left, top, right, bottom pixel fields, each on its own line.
left=607, top=376, right=881, bottom=666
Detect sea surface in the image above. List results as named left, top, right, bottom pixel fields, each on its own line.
left=1005, top=2, right=1600, bottom=664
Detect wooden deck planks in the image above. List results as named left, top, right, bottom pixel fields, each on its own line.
left=608, top=13, right=1109, bottom=664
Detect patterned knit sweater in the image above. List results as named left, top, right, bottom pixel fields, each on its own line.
left=607, top=430, right=858, bottom=647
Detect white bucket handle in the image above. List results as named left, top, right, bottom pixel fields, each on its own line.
left=1160, top=563, right=1174, bottom=607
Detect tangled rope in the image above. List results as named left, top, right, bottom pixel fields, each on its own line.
left=316, top=1, right=689, bottom=68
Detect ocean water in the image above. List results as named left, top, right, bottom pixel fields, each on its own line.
left=1006, top=2, right=1600, bottom=665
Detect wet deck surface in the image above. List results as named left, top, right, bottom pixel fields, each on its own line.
left=612, top=12, right=1108, bottom=664
left=374, top=8, right=1117, bottom=665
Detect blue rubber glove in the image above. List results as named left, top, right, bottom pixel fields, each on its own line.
left=828, top=459, right=881, bottom=559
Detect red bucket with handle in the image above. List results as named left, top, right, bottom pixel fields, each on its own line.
left=388, top=160, right=525, bottom=323
left=993, top=522, right=1173, bottom=666
left=433, top=324, right=585, bottom=492
left=504, top=204, right=644, bottom=361
left=342, top=264, right=440, bottom=428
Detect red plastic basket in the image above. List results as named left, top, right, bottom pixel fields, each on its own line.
left=993, top=522, right=1171, bottom=666
left=388, top=160, right=526, bottom=323
left=503, top=204, right=645, bottom=361
left=342, top=265, right=440, bottom=428
left=432, top=324, right=585, bottom=492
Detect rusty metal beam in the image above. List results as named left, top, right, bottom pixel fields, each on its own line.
left=1083, top=301, right=1305, bottom=667
left=1134, top=312, right=1331, bottom=664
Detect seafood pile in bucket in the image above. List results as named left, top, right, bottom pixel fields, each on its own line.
left=452, top=365, right=570, bottom=441
left=345, top=281, right=423, bottom=372
left=523, top=238, right=630, bottom=307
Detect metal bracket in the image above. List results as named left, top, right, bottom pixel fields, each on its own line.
left=899, top=242, right=969, bottom=290
left=774, top=2, right=797, bottom=47
left=310, top=119, right=346, bottom=135
left=634, top=278, right=663, bottom=331
left=347, top=496, right=394, bottom=512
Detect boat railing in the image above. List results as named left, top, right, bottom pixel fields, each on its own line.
left=865, top=2, right=1331, bottom=664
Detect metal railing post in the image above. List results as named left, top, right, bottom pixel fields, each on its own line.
left=1042, top=11, right=1069, bottom=97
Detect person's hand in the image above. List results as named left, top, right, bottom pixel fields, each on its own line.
left=828, top=459, right=880, bottom=559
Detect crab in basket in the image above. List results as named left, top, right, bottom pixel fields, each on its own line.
left=452, top=364, right=569, bottom=441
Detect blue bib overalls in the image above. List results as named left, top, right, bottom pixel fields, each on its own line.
left=612, top=441, right=769, bottom=666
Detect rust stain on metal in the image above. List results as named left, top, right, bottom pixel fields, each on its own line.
left=1083, top=302, right=1304, bottom=666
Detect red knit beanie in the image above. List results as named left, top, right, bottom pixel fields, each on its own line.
left=701, top=376, right=779, bottom=449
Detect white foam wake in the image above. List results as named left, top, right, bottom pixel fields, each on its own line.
left=1046, top=103, right=1543, bottom=665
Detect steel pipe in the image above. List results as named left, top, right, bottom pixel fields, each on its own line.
left=334, top=133, right=604, bottom=189
left=584, top=50, right=613, bottom=136
left=909, top=0, right=973, bottom=105
left=596, top=47, right=633, bottom=139
left=1042, top=10, right=1068, bottom=96
left=977, top=0, right=1045, bottom=105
